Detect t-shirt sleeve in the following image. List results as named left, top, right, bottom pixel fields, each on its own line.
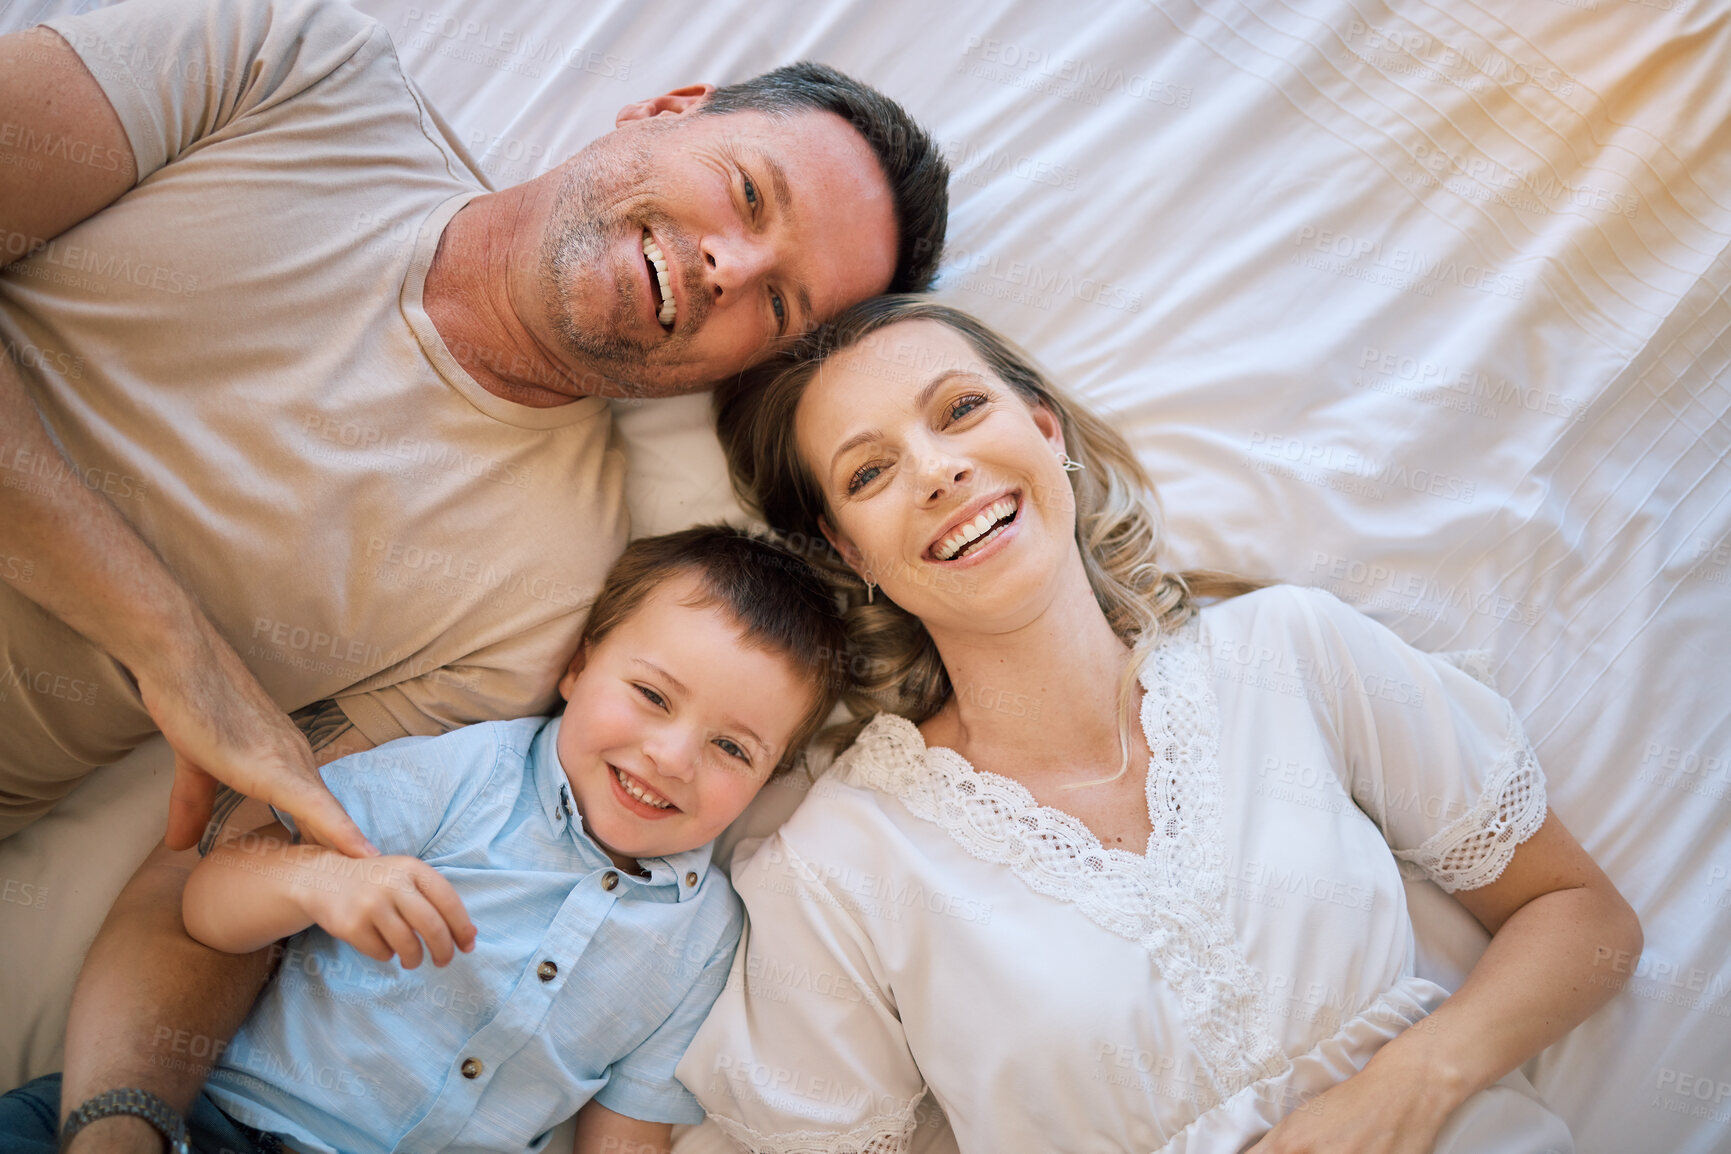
left=273, top=723, right=509, bottom=858
left=43, top=0, right=380, bottom=182
left=593, top=902, right=744, bottom=1125
left=1287, top=585, right=1549, bottom=892
left=675, top=833, right=929, bottom=1153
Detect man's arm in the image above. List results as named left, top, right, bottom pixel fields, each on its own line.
left=0, top=27, right=134, bottom=241
left=59, top=704, right=376, bottom=1154
left=0, top=25, right=371, bottom=856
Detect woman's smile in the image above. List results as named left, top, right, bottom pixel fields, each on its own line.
left=927, top=490, right=1021, bottom=560
left=926, top=490, right=1023, bottom=563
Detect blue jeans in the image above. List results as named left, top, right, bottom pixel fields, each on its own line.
left=0, top=1074, right=282, bottom=1154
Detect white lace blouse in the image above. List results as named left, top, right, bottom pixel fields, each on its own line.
left=676, top=585, right=1572, bottom=1153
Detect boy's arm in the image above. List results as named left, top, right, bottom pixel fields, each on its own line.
left=184, top=821, right=477, bottom=967
left=182, top=821, right=324, bottom=953
left=572, top=1100, right=673, bottom=1154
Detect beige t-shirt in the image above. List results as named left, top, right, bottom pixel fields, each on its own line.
left=0, top=0, right=627, bottom=821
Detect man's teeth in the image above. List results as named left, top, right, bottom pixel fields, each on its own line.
left=935, top=496, right=1019, bottom=561
left=614, top=765, right=673, bottom=809
left=642, top=232, right=676, bottom=329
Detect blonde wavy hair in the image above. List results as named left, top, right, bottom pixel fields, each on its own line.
left=714, top=296, right=1263, bottom=781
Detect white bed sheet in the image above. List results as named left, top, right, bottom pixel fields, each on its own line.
left=1, top=0, right=1726, bottom=1151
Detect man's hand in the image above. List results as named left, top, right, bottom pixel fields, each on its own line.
left=300, top=853, right=476, bottom=969
left=135, top=624, right=377, bottom=857
left=0, top=25, right=376, bottom=857
left=0, top=342, right=376, bottom=856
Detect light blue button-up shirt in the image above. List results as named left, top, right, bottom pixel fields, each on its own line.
left=203, top=716, right=742, bottom=1154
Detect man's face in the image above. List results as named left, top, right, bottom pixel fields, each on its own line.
left=536, top=100, right=900, bottom=398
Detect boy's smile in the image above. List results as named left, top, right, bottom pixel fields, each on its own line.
left=554, top=572, right=816, bottom=871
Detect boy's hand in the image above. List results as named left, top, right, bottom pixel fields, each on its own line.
left=303, top=855, right=478, bottom=969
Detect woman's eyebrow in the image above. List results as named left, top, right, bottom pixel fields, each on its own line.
left=828, top=427, right=882, bottom=474
left=914, top=369, right=987, bottom=409
left=825, top=370, right=986, bottom=475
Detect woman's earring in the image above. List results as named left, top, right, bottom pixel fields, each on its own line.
left=864, top=572, right=876, bottom=603
left=1056, top=450, right=1084, bottom=472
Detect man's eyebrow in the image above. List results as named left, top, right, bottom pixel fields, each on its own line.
left=826, top=370, right=986, bottom=478
left=754, top=149, right=813, bottom=332
left=758, top=150, right=795, bottom=217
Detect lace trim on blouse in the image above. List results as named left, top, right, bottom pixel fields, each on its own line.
left=1433, top=648, right=1497, bottom=690
left=707, top=1093, right=924, bottom=1154
left=1393, top=647, right=1547, bottom=892
left=1396, top=714, right=1547, bottom=892
left=835, top=623, right=1287, bottom=1107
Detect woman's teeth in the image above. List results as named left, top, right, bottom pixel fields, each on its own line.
left=935, top=496, right=1019, bottom=561
left=614, top=765, right=673, bottom=809
left=642, top=231, right=676, bottom=329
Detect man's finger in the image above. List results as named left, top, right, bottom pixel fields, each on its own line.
left=274, top=776, right=378, bottom=858
left=163, top=755, right=219, bottom=852
left=412, top=865, right=476, bottom=952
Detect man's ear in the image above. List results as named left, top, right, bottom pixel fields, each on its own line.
left=616, top=83, right=716, bottom=127
left=818, top=516, right=866, bottom=574
left=556, top=642, right=589, bottom=702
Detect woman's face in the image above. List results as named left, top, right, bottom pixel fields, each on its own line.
left=796, top=318, right=1078, bottom=632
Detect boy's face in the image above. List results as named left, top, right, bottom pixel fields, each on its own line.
left=556, top=573, right=816, bottom=868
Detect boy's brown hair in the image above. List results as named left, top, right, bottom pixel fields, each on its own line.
left=578, top=525, right=849, bottom=770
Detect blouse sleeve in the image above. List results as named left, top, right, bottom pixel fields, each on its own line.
left=676, top=829, right=928, bottom=1154
left=1286, top=586, right=1549, bottom=892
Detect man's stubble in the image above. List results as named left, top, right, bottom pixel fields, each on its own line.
left=540, top=129, right=707, bottom=399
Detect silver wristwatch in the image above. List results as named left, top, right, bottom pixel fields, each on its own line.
left=60, top=1088, right=192, bottom=1154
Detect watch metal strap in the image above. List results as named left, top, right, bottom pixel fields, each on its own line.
left=60, top=1088, right=192, bottom=1154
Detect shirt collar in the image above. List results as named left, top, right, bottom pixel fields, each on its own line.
left=530, top=716, right=716, bottom=901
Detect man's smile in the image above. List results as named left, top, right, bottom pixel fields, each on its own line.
left=642, top=228, right=677, bottom=331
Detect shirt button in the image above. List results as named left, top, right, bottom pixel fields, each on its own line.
left=684, top=871, right=699, bottom=887
left=602, top=871, right=619, bottom=891
left=537, top=960, right=558, bottom=982
left=460, top=1057, right=482, bottom=1079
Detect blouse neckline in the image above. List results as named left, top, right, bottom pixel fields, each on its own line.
left=832, top=621, right=1289, bottom=1105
